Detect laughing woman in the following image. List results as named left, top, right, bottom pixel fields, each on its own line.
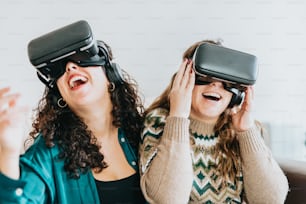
left=139, top=40, right=289, bottom=204
left=0, top=21, right=146, bottom=204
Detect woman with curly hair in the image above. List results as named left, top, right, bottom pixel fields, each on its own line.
left=139, top=40, right=288, bottom=204
left=0, top=22, right=146, bottom=203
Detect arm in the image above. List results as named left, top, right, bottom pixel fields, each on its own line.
left=237, top=125, right=289, bottom=204
left=0, top=163, right=50, bottom=204
left=139, top=60, right=195, bottom=204
left=0, top=87, right=26, bottom=179
left=231, top=86, right=288, bottom=203
left=139, top=109, right=193, bottom=204
left=0, top=87, right=52, bottom=203
left=0, top=147, right=53, bottom=203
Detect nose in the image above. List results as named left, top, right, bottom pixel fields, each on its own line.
left=210, top=81, right=223, bottom=88
left=65, top=62, right=79, bottom=72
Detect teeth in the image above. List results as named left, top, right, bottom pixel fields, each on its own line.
left=69, top=75, right=87, bottom=88
left=203, top=92, right=221, bottom=99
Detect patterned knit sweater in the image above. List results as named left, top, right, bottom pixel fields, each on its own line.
left=139, top=108, right=288, bottom=204
left=188, top=119, right=243, bottom=203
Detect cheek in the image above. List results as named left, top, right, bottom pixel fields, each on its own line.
left=191, top=88, right=208, bottom=112
left=191, top=88, right=201, bottom=105
left=192, top=86, right=202, bottom=97
left=223, top=91, right=233, bottom=105
left=56, top=77, right=65, bottom=91
left=91, top=67, right=108, bottom=81
left=55, top=77, right=69, bottom=98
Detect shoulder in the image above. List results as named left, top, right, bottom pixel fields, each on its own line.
left=145, top=107, right=169, bottom=121
left=142, top=108, right=169, bottom=141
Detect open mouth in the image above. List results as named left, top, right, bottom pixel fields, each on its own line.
left=68, top=75, right=88, bottom=89
left=202, top=92, right=221, bottom=101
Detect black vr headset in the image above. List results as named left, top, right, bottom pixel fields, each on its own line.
left=27, top=20, right=123, bottom=89
left=193, top=43, right=258, bottom=107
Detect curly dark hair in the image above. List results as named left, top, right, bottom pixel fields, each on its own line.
left=29, top=42, right=144, bottom=178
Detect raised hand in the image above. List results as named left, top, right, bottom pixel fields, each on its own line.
left=169, top=59, right=195, bottom=118
left=0, top=87, right=28, bottom=179
left=231, top=86, right=255, bottom=131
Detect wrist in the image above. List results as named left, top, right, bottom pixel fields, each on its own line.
left=235, top=120, right=256, bottom=132
left=0, top=151, right=20, bottom=179
left=169, top=110, right=189, bottom=118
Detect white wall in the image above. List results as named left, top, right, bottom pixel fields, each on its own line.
left=1, top=0, right=306, bottom=161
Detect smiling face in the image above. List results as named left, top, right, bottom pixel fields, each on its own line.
left=190, top=80, right=233, bottom=123
left=56, top=61, right=110, bottom=111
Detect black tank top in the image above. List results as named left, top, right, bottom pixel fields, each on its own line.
left=95, top=172, right=146, bottom=204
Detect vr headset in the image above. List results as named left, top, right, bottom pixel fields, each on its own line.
left=193, top=43, right=258, bottom=107
left=193, top=43, right=258, bottom=86
left=27, top=20, right=107, bottom=88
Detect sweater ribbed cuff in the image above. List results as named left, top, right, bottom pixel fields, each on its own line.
left=163, top=116, right=190, bottom=143
left=237, top=126, right=267, bottom=155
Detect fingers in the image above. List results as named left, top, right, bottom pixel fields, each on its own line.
left=246, top=86, right=254, bottom=101
left=181, top=61, right=195, bottom=88
left=242, top=86, right=254, bottom=106
left=230, top=86, right=254, bottom=115
left=181, top=61, right=194, bottom=89
left=172, top=59, right=188, bottom=88
left=0, top=94, right=20, bottom=113
left=0, top=87, right=10, bottom=97
left=173, top=59, right=194, bottom=89
left=0, top=105, right=28, bottom=122
left=168, top=59, right=195, bottom=118
left=233, top=86, right=253, bottom=114
left=0, top=87, right=21, bottom=114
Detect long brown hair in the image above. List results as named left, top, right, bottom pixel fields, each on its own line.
left=145, top=40, right=241, bottom=182
left=29, top=42, right=144, bottom=178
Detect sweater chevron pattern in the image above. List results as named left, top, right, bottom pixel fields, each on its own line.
left=189, top=130, right=243, bottom=203
left=140, top=108, right=289, bottom=204
left=140, top=108, right=244, bottom=203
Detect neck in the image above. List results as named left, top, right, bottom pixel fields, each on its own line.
left=190, top=115, right=218, bottom=125
left=189, top=117, right=216, bottom=136
left=72, top=101, right=117, bottom=140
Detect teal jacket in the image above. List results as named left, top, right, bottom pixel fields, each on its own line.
left=0, top=129, right=139, bottom=204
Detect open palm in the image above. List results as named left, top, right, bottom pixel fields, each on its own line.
left=0, top=87, right=28, bottom=156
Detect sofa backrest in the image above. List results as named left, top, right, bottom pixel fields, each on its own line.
left=278, top=159, right=306, bottom=204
